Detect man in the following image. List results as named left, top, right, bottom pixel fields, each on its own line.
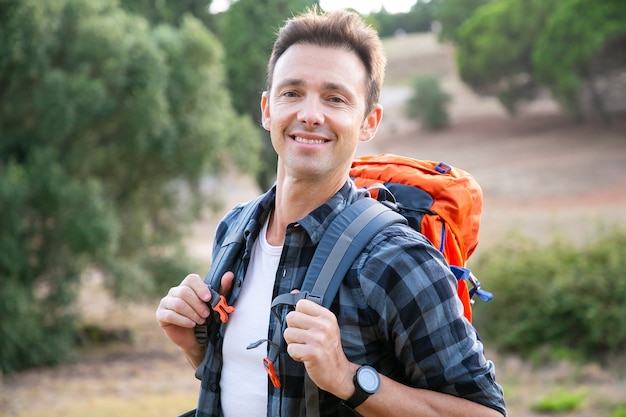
left=156, top=8, right=506, bottom=417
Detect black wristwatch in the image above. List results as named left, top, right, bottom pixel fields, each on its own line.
left=344, top=365, right=381, bottom=409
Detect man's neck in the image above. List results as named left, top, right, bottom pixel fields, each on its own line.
left=266, top=175, right=346, bottom=246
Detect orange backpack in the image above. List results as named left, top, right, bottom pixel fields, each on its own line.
left=350, top=153, right=489, bottom=322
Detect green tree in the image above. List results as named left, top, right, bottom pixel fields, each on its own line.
left=455, top=0, right=557, bottom=114
left=431, top=0, right=492, bottom=44
left=0, top=0, right=260, bottom=373
left=216, top=0, right=317, bottom=190
left=120, top=0, right=219, bottom=33
left=373, top=1, right=436, bottom=37
left=405, top=76, right=450, bottom=129
left=533, top=0, right=626, bottom=123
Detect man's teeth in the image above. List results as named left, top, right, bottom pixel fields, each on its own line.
left=294, top=136, right=325, bottom=144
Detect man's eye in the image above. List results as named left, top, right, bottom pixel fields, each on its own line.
left=330, top=96, right=345, bottom=104
left=283, top=91, right=298, bottom=98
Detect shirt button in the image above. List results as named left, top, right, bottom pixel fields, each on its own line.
left=210, top=383, right=218, bottom=392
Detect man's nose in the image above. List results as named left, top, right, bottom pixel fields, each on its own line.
left=297, top=96, right=324, bottom=127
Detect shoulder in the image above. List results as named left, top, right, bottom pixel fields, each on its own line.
left=366, top=222, right=447, bottom=271
left=354, top=222, right=458, bottom=306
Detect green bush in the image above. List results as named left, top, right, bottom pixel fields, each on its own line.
left=472, top=227, right=626, bottom=362
left=613, top=406, right=626, bottom=417
left=531, top=388, right=587, bottom=413
left=404, top=76, right=450, bottom=130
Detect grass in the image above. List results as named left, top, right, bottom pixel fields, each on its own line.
left=613, top=407, right=626, bottom=417
left=1, top=392, right=197, bottom=417
left=531, top=388, right=587, bottom=413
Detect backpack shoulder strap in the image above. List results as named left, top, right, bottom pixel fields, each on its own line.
left=194, top=194, right=264, bottom=348
left=271, top=197, right=406, bottom=310
left=305, top=197, right=406, bottom=308
left=204, top=194, right=264, bottom=289
left=278, top=197, right=405, bottom=417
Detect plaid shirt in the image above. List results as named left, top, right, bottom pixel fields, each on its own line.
left=195, top=181, right=506, bottom=417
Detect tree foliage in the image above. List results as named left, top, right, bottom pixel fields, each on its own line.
left=405, top=76, right=450, bottom=129
left=121, top=0, right=215, bottom=28
left=456, top=0, right=556, bottom=114
left=373, top=1, right=436, bottom=37
left=455, top=0, right=626, bottom=120
left=0, top=0, right=260, bottom=373
left=431, top=0, right=493, bottom=44
left=532, top=0, right=626, bottom=122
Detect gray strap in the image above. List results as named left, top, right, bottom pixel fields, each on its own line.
left=300, top=199, right=405, bottom=416
left=304, top=371, right=320, bottom=417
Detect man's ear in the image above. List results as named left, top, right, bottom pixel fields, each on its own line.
left=360, top=104, right=383, bottom=143
left=261, top=92, right=270, bottom=131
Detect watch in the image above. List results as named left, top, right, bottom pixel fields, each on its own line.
left=344, top=365, right=381, bottom=409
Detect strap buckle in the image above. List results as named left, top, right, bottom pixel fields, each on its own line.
left=263, top=357, right=282, bottom=388
left=208, top=286, right=235, bottom=322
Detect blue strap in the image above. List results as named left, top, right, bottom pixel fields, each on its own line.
left=450, top=266, right=494, bottom=303
left=303, top=198, right=406, bottom=308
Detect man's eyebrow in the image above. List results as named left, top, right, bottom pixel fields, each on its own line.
left=275, top=78, right=305, bottom=89
left=322, top=82, right=350, bottom=93
left=275, top=79, right=352, bottom=94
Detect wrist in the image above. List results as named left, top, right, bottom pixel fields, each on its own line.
left=342, top=365, right=381, bottom=409
left=337, top=363, right=361, bottom=401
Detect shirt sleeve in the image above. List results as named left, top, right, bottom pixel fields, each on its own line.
left=358, top=225, right=507, bottom=415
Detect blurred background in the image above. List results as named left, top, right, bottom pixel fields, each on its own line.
left=1, top=0, right=625, bottom=416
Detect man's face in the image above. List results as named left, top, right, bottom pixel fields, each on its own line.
left=261, top=43, right=381, bottom=182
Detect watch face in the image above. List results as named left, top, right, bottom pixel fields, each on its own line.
left=357, top=366, right=381, bottom=394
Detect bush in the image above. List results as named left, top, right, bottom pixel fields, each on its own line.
left=405, top=76, right=450, bottom=129
left=613, top=406, right=626, bottom=417
left=531, top=388, right=587, bottom=413
left=472, top=227, right=626, bottom=362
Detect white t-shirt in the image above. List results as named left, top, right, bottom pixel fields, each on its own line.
left=220, top=217, right=282, bottom=417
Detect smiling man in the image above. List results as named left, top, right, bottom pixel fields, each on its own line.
left=156, top=8, right=506, bottom=417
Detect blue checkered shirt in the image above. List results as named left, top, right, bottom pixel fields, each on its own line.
left=194, top=180, right=506, bottom=416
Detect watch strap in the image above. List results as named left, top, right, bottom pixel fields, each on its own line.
left=343, top=366, right=376, bottom=409
left=344, top=386, right=370, bottom=409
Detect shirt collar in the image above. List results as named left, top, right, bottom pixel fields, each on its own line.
left=295, top=179, right=366, bottom=245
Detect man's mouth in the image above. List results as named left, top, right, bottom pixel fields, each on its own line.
left=292, top=136, right=327, bottom=144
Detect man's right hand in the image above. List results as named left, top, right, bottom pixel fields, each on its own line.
left=156, top=272, right=234, bottom=368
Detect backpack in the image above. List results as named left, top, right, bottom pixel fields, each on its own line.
left=189, top=153, right=492, bottom=417
left=349, top=153, right=490, bottom=321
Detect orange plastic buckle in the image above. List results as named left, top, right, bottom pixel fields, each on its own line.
left=263, top=357, right=281, bottom=388
left=212, top=295, right=235, bottom=323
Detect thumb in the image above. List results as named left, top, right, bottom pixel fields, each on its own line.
left=219, top=271, right=235, bottom=296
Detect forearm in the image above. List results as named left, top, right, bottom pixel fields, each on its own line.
left=355, top=374, right=504, bottom=417
left=183, top=343, right=207, bottom=369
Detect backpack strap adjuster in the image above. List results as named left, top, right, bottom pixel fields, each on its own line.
left=435, top=161, right=451, bottom=174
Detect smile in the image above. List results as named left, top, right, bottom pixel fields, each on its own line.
left=292, top=136, right=327, bottom=144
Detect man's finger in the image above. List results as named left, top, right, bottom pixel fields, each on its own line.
left=181, top=273, right=212, bottom=302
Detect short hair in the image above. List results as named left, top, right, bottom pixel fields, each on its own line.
left=266, top=7, right=386, bottom=115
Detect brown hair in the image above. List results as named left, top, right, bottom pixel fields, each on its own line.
left=266, top=7, right=386, bottom=115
